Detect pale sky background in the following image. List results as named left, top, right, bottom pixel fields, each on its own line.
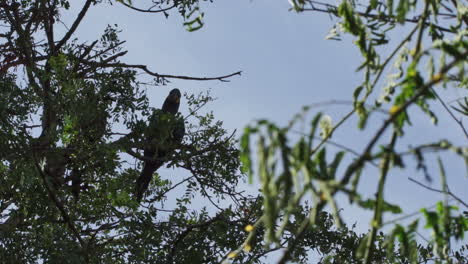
left=58, top=0, right=466, bottom=260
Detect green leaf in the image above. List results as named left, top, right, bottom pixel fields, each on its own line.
left=328, top=151, right=345, bottom=179
left=338, top=1, right=364, bottom=36
left=353, top=86, right=364, bottom=102
left=308, top=112, right=323, bottom=151
left=315, top=147, right=328, bottom=179
left=396, top=0, right=411, bottom=23
left=240, top=126, right=253, bottom=182
left=421, top=208, right=439, bottom=229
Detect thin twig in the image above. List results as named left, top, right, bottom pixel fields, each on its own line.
left=304, top=100, right=388, bottom=114
left=430, top=88, right=468, bottom=139
left=307, top=22, right=419, bottom=165
left=408, top=177, right=467, bottom=208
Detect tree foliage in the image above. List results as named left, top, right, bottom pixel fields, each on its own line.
left=0, top=0, right=467, bottom=264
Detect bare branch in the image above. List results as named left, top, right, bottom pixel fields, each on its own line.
left=55, top=0, right=92, bottom=52
left=82, top=61, right=242, bottom=82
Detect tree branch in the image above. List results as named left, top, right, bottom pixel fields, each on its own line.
left=81, top=60, right=242, bottom=82
left=31, top=153, right=88, bottom=259
left=55, top=0, right=92, bottom=52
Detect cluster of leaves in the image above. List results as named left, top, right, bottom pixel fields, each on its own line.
left=0, top=1, right=246, bottom=262
left=236, top=0, right=467, bottom=263
left=240, top=105, right=467, bottom=263
left=115, top=0, right=209, bottom=31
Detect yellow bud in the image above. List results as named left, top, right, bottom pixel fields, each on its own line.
left=389, top=105, right=400, bottom=115
left=319, top=193, right=327, bottom=201
left=243, top=244, right=252, bottom=252
left=431, top=73, right=443, bottom=83
left=228, top=251, right=238, bottom=258
left=244, top=224, right=254, bottom=232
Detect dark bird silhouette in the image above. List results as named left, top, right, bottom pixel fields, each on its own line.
left=135, top=89, right=184, bottom=201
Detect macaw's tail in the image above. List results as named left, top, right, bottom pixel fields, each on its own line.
left=135, top=159, right=164, bottom=202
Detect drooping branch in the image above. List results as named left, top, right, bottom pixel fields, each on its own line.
left=120, top=1, right=176, bottom=14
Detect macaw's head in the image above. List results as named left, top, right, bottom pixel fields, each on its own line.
left=162, top=88, right=181, bottom=114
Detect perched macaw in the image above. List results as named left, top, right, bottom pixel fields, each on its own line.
left=135, top=89, right=185, bottom=201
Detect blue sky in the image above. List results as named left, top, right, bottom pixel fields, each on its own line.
left=59, top=0, right=466, bottom=256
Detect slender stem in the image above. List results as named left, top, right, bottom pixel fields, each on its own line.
left=363, top=131, right=397, bottom=264
left=430, top=88, right=468, bottom=139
